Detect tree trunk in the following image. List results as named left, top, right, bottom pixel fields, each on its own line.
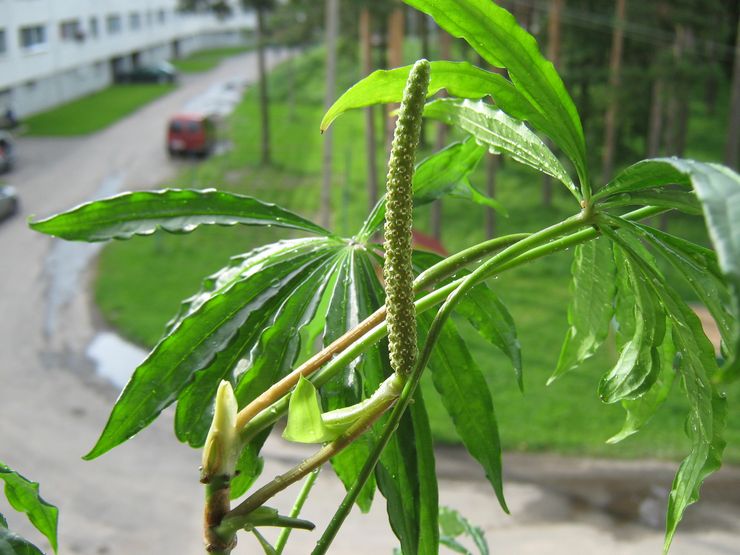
left=601, top=0, right=627, bottom=181
left=417, top=10, right=430, bottom=149
left=726, top=14, right=740, bottom=170
left=360, top=7, right=379, bottom=212
left=432, top=28, right=452, bottom=241
left=321, top=0, right=339, bottom=229
left=256, top=7, right=271, bottom=165
left=386, top=6, right=405, bottom=153
left=647, top=79, right=664, bottom=158
left=542, top=0, right=564, bottom=207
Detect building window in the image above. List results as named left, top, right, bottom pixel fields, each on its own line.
left=0, top=29, right=6, bottom=55
left=157, top=9, right=167, bottom=24
left=19, top=25, right=47, bottom=51
left=59, top=19, right=82, bottom=41
left=106, top=14, right=122, bottom=35
left=89, top=17, right=99, bottom=38
left=129, top=12, right=141, bottom=31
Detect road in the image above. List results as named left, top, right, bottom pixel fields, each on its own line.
left=1, top=51, right=739, bottom=554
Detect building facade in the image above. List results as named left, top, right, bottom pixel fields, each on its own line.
left=0, top=0, right=254, bottom=117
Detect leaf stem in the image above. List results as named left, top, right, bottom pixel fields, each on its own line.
left=274, top=469, right=321, bottom=554
left=238, top=205, right=668, bottom=445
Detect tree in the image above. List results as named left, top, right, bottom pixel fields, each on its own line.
left=601, top=0, right=627, bottom=181
left=726, top=13, right=740, bottom=169
left=542, top=0, right=565, bottom=207
left=321, top=0, right=339, bottom=228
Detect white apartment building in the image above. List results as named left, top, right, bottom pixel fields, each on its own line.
left=0, top=0, right=255, bottom=117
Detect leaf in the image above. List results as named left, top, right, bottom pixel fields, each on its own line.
left=601, top=224, right=727, bottom=552
left=412, top=250, right=522, bottom=389
left=439, top=506, right=490, bottom=555
left=608, top=324, right=676, bottom=444
left=597, top=188, right=702, bottom=215
left=29, top=188, right=329, bottom=241
left=323, top=251, right=379, bottom=512
left=550, top=238, right=616, bottom=382
left=598, top=253, right=664, bottom=403
left=86, top=243, right=338, bottom=459
left=358, top=138, right=489, bottom=239
left=230, top=428, right=270, bottom=499
left=419, top=314, right=508, bottom=513
left=283, top=376, right=350, bottom=443
left=322, top=61, right=509, bottom=129
left=0, top=462, right=58, bottom=554
left=424, top=99, right=577, bottom=198
left=598, top=158, right=740, bottom=378
left=0, top=528, right=45, bottom=555
left=402, top=0, right=588, bottom=188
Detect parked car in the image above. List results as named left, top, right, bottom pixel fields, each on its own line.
left=115, top=61, right=178, bottom=84
left=167, top=113, right=217, bottom=157
left=0, top=185, right=18, bottom=222
left=0, top=131, right=15, bottom=174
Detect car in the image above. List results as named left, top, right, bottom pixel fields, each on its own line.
left=0, top=131, right=15, bottom=174
left=115, top=61, right=178, bottom=84
left=0, top=185, right=18, bottom=222
left=167, top=113, right=217, bottom=157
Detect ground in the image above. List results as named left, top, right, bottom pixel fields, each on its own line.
left=0, top=51, right=738, bottom=554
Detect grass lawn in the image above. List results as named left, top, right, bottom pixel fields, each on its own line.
left=172, top=46, right=251, bottom=73
left=23, top=84, right=175, bottom=136
left=95, top=46, right=740, bottom=463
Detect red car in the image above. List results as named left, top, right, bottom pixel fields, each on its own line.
left=167, top=114, right=216, bottom=157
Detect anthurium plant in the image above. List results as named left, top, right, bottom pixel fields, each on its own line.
left=14, top=0, right=739, bottom=553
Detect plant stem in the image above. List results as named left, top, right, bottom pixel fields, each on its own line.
left=274, top=469, right=321, bottom=554
left=224, top=396, right=395, bottom=527
left=234, top=233, right=526, bottom=435
left=239, top=205, right=667, bottom=444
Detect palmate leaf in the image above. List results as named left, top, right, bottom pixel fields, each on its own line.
left=419, top=314, right=508, bottom=513
left=439, top=506, right=490, bottom=555
left=173, top=239, right=342, bottom=447
left=0, top=462, right=58, bottom=554
left=86, top=239, right=340, bottom=459
left=321, top=251, right=379, bottom=512
left=596, top=158, right=740, bottom=379
left=602, top=224, right=727, bottom=552
left=423, top=99, right=578, bottom=198
left=358, top=138, right=491, bottom=240
left=550, top=237, right=616, bottom=383
left=402, top=0, right=589, bottom=189
left=29, top=188, right=329, bottom=241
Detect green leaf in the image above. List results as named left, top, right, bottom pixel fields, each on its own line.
left=550, top=238, right=616, bottom=382
left=598, top=253, right=664, bottom=403
left=230, top=428, right=269, bottom=499
left=358, top=138, right=489, bottom=240
left=412, top=250, right=522, bottom=389
left=0, top=462, right=58, bottom=554
left=283, top=376, right=355, bottom=443
left=601, top=223, right=727, bottom=552
left=420, top=315, right=508, bottom=513
left=29, top=188, right=329, bottom=241
left=424, top=99, right=577, bottom=198
left=402, top=0, right=588, bottom=189
left=0, top=513, right=6, bottom=528
left=323, top=251, right=379, bottom=512
left=86, top=242, right=338, bottom=459
left=608, top=323, right=676, bottom=444
left=597, top=188, right=702, bottom=215
left=0, top=528, right=45, bottom=555
left=321, top=61, right=522, bottom=131
left=598, top=158, right=740, bottom=379
left=439, top=506, right=490, bottom=555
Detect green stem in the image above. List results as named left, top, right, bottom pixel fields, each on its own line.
left=239, top=205, right=668, bottom=444
left=274, top=469, right=321, bottom=554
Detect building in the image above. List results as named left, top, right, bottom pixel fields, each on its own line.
left=0, top=0, right=255, bottom=117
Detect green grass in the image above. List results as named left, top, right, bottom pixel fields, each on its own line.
left=23, top=84, right=175, bottom=136
left=171, top=46, right=251, bottom=73
left=95, top=47, right=740, bottom=463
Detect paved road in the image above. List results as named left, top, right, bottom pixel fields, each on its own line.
left=1, top=51, right=739, bottom=554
